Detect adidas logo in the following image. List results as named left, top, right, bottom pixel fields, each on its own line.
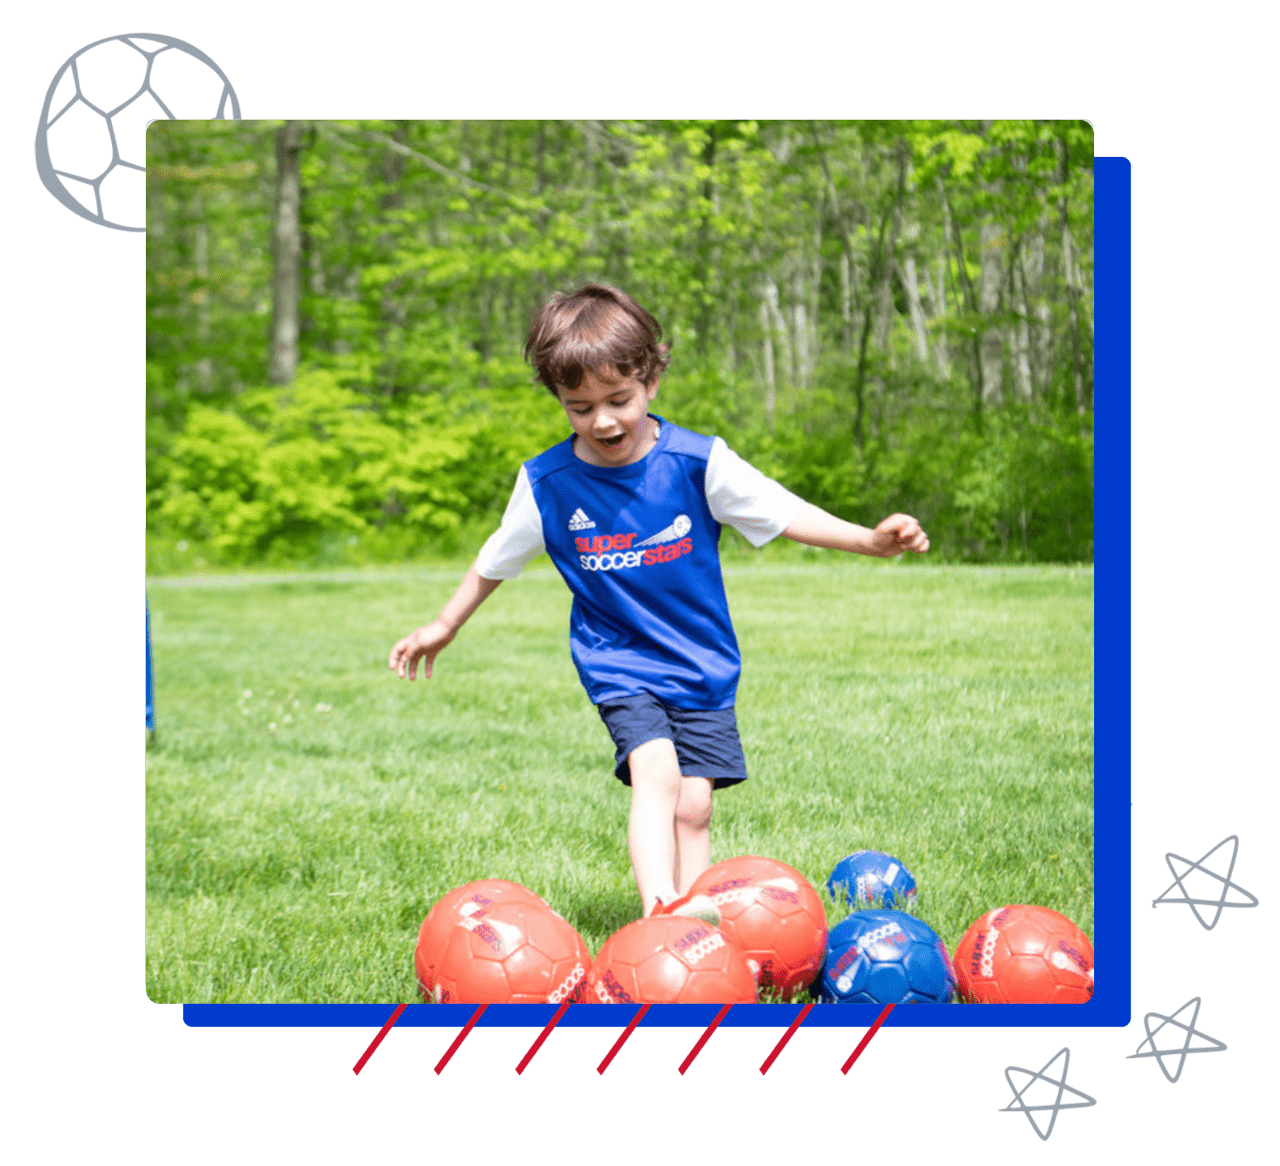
left=568, top=508, right=596, bottom=531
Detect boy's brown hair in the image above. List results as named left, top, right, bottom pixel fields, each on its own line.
left=524, top=284, right=671, bottom=396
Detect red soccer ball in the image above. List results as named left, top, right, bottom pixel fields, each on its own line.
left=432, top=898, right=592, bottom=1004
left=952, top=905, right=1094, bottom=1003
left=415, top=879, right=550, bottom=997
left=686, top=856, right=828, bottom=999
left=586, top=917, right=758, bottom=1004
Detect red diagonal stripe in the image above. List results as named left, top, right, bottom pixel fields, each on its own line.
left=434, top=1004, right=488, bottom=1075
left=515, top=1002, right=571, bottom=1075
left=841, top=1003, right=896, bottom=1073
left=759, top=1001, right=815, bottom=1074
left=352, top=1003, right=408, bottom=1076
left=598, top=1003, right=651, bottom=1074
left=678, top=1003, right=734, bottom=1075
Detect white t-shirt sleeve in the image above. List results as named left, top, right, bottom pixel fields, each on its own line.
left=703, top=437, right=804, bottom=547
left=473, top=465, right=546, bottom=579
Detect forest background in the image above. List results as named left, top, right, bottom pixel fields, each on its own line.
left=145, top=119, right=1094, bottom=571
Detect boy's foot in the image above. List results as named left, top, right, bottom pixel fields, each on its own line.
left=652, top=891, right=721, bottom=928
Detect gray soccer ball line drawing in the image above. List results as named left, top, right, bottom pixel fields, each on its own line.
left=33, top=33, right=240, bottom=234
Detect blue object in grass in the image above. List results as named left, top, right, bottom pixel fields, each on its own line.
left=827, top=850, right=918, bottom=909
left=820, top=909, right=955, bottom=1004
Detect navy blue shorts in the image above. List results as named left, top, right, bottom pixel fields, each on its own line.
left=596, top=692, right=748, bottom=790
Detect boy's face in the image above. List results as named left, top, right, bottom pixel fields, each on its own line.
left=557, top=368, right=660, bottom=467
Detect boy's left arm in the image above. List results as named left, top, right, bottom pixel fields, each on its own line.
left=781, top=502, right=929, bottom=557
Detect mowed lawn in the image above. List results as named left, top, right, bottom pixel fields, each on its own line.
left=146, top=559, right=1093, bottom=1003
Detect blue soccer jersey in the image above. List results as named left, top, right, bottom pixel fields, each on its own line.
left=474, top=417, right=802, bottom=710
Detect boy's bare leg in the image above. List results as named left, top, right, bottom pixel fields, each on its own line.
left=673, top=777, right=714, bottom=894
left=626, top=737, right=683, bottom=915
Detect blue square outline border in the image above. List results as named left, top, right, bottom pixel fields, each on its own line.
left=182, top=156, right=1130, bottom=1032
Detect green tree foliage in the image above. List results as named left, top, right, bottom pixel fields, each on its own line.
left=146, top=120, right=1094, bottom=569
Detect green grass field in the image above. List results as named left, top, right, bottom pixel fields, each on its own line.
left=145, top=558, right=1093, bottom=1003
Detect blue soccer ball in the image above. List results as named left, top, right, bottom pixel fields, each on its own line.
left=827, top=850, right=918, bottom=909
left=819, top=909, right=955, bottom=1004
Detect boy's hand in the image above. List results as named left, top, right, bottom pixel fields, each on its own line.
left=388, top=620, right=457, bottom=680
left=872, top=514, right=930, bottom=556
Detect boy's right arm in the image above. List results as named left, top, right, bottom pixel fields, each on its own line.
left=388, top=564, right=502, bottom=680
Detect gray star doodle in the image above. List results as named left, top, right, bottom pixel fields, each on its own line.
left=1127, top=997, right=1226, bottom=1083
left=1152, top=835, right=1258, bottom=930
left=1001, top=1047, right=1097, bottom=1141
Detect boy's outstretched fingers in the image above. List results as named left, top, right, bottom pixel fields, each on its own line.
left=389, top=632, right=422, bottom=680
left=390, top=621, right=456, bottom=680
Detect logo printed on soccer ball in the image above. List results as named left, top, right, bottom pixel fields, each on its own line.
left=679, top=931, right=726, bottom=966
left=595, top=968, right=634, bottom=1004
left=976, top=928, right=1000, bottom=977
left=1055, top=939, right=1089, bottom=971
left=35, top=31, right=241, bottom=232
left=471, top=922, right=503, bottom=951
left=548, top=962, right=585, bottom=1003
left=760, top=879, right=800, bottom=905
left=672, top=924, right=723, bottom=963
left=832, top=948, right=859, bottom=980
left=855, top=919, right=904, bottom=953
left=459, top=912, right=523, bottom=953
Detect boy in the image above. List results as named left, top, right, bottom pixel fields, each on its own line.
left=389, top=284, right=928, bottom=919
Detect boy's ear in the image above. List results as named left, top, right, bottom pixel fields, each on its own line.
left=645, top=375, right=661, bottom=401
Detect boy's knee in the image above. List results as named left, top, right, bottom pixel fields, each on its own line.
left=676, top=778, right=713, bottom=832
left=628, top=737, right=682, bottom=796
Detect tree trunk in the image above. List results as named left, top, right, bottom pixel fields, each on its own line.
left=1010, top=237, right=1033, bottom=401
left=695, top=126, right=717, bottom=357
left=764, top=277, right=791, bottom=399
left=840, top=246, right=853, bottom=351
left=929, top=254, right=950, bottom=379
left=1058, top=139, right=1088, bottom=415
left=938, top=179, right=983, bottom=418
left=377, top=125, right=408, bottom=390
left=853, top=185, right=897, bottom=449
left=269, top=120, right=305, bottom=385
left=902, top=251, right=929, bottom=363
left=978, top=219, right=1005, bottom=407
left=759, top=296, right=776, bottom=429
left=194, top=196, right=212, bottom=393
left=809, top=124, right=854, bottom=354
left=1022, top=229, right=1049, bottom=395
